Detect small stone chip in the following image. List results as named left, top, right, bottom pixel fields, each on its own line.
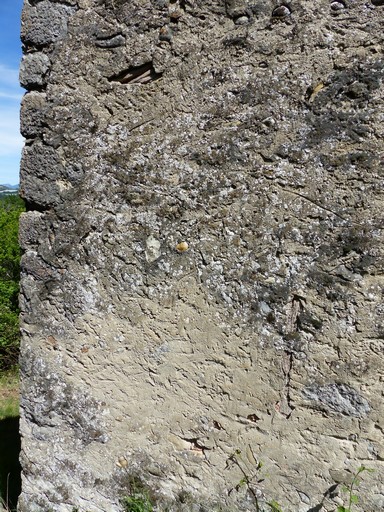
left=330, top=2, right=346, bottom=11
left=272, top=6, right=291, bottom=18
left=117, top=456, right=128, bottom=468
left=176, top=241, right=189, bottom=252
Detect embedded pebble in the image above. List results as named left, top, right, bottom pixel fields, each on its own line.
left=117, top=456, right=128, bottom=468
left=330, top=1, right=346, bottom=11
left=159, top=26, right=173, bottom=42
left=235, top=16, right=249, bottom=25
left=95, top=34, right=125, bottom=48
left=176, top=241, right=189, bottom=252
left=272, top=5, right=291, bottom=18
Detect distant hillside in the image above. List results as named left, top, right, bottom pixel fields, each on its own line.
left=0, top=184, right=19, bottom=196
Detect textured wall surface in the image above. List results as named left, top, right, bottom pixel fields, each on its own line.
left=19, top=1, right=384, bottom=511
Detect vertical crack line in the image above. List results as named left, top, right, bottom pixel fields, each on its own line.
left=287, top=294, right=304, bottom=333
left=280, top=351, right=295, bottom=419
left=277, top=296, right=304, bottom=418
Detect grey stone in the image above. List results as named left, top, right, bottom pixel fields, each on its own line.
left=95, top=34, right=126, bottom=48
left=20, top=351, right=108, bottom=443
left=234, top=15, right=249, bottom=25
left=19, top=176, right=61, bottom=208
left=303, top=383, right=371, bottom=418
left=19, top=53, right=50, bottom=89
left=21, top=0, right=76, bottom=46
left=20, top=92, right=47, bottom=138
left=225, top=0, right=248, bottom=18
left=20, top=142, right=63, bottom=181
left=272, top=5, right=291, bottom=18
left=19, top=142, right=66, bottom=207
left=18, top=211, right=46, bottom=250
left=330, top=1, right=346, bottom=11
left=159, top=25, right=173, bottom=42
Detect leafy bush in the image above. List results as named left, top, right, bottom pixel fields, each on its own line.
left=337, top=465, right=374, bottom=512
left=0, top=195, right=24, bottom=372
left=121, top=493, right=153, bottom=512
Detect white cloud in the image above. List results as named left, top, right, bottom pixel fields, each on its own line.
left=0, top=135, right=23, bottom=156
left=0, top=63, right=24, bottom=106
left=0, top=63, right=24, bottom=175
left=0, top=119, right=23, bottom=156
left=0, top=61, right=24, bottom=183
left=0, top=110, right=23, bottom=182
left=0, top=63, right=21, bottom=89
left=0, top=91, right=23, bottom=101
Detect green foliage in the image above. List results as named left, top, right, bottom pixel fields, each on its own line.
left=226, top=448, right=283, bottom=512
left=120, top=475, right=154, bottom=512
left=121, top=492, right=153, bottom=512
left=0, top=397, right=19, bottom=421
left=0, top=369, right=19, bottom=423
left=0, top=196, right=24, bottom=371
left=226, top=455, right=374, bottom=512
left=337, top=466, right=374, bottom=512
left=267, top=500, right=283, bottom=512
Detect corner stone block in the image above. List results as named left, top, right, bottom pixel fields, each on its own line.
left=19, top=175, right=61, bottom=208
left=21, top=0, right=76, bottom=47
left=19, top=53, right=51, bottom=90
left=18, top=211, right=45, bottom=250
left=20, top=92, right=47, bottom=138
left=19, top=142, right=64, bottom=207
left=21, top=142, right=63, bottom=181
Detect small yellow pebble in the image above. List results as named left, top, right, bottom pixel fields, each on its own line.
left=117, top=456, right=128, bottom=468
left=176, top=241, right=189, bottom=252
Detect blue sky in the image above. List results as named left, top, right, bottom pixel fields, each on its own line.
left=0, top=0, right=24, bottom=185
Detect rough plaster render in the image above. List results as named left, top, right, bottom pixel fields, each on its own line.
left=18, top=0, right=384, bottom=511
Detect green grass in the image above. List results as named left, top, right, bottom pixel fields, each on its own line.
left=120, top=477, right=154, bottom=512
left=0, top=398, right=19, bottom=421
left=0, top=370, right=19, bottom=420
left=121, top=493, right=153, bottom=512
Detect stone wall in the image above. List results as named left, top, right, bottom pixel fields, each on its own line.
left=18, top=1, right=384, bottom=511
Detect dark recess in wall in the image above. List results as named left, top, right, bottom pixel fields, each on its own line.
left=0, top=417, right=21, bottom=509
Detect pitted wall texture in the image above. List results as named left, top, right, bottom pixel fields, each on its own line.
left=19, top=1, right=383, bottom=511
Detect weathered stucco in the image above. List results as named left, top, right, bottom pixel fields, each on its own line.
left=19, top=1, right=383, bottom=511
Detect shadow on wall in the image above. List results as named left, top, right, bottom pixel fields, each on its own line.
left=0, top=417, right=21, bottom=510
